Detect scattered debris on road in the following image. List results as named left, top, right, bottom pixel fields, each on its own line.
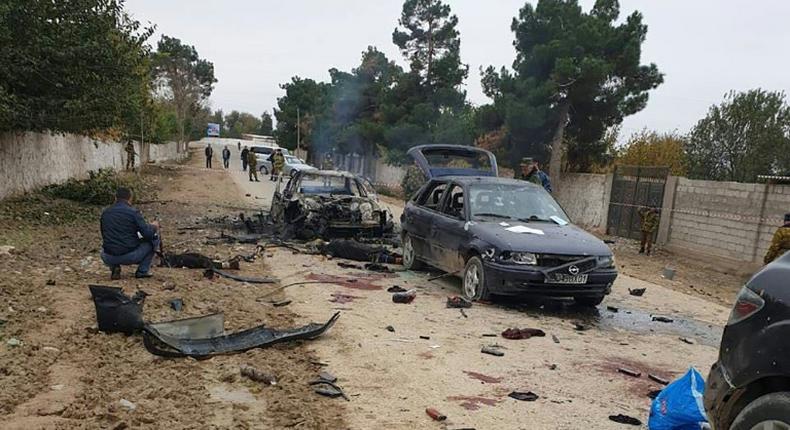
left=617, top=368, right=642, bottom=378
left=481, top=345, right=504, bottom=357
left=573, top=322, right=590, bottom=331
left=203, top=268, right=277, bottom=283
left=652, top=316, right=674, bottom=323
left=392, top=290, right=416, bottom=304
left=425, top=407, right=447, bottom=421
left=169, top=298, right=183, bottom=311
left=501, top=328, right=546, bottom=340
left=272, top=299, right=292, bottom=307
left=309, top=371, right=349, bottom=401
left=240, top=364, right=277, bottom=385
left=385, top=325, right=395, bottom=332
left=609, top=414, right=642, bottom=426
left=508, top=391, right=539, bottom=401
left=387, top=285, right=406, bottom=293
left=628, top=288, right=646, bottom=296
left=679, top=337, right=695, bottom=345
left=446, top=296, right=472, bottom=308
left=552, top=334, right=561, bottom=344
left=648, top=374, right=670, bottom=385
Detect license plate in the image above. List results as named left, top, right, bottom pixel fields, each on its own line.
left=547, top=274, right=588, bottom=284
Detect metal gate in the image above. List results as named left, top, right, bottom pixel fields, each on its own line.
left=606, top=165, right=669, bottom=240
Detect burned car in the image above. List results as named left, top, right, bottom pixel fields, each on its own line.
left=271, top=170, right=394, bottom=240
left=400, top=145, right=617, bottom=306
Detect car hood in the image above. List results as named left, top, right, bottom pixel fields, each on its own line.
left=468, top=221, right=611, bottom=256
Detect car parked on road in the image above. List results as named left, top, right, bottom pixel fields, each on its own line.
left=251, top=145, right=290, bottom=174
left=400, top=144, right=617, bottom=306
left=271, top=170, right=393, bottom=240
left=704, top=252, right=790, bottom=430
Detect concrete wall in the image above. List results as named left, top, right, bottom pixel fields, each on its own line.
left=554, top=173, right=611, bottom=232
left=665, top=178, right=790, bottom=263
left=0, top=131, right=184, bottom=200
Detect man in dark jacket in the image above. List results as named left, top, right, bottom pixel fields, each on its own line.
left=222, top=145, right=231, bottom=169
left=205, top=144, right=213, bottom=168
left=100, top=187, right=160, bottom=279
left=240, top=146, right=250, bottom=171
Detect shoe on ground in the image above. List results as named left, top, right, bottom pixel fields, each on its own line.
left=134, top=272, right=153, bottom=279
left=111, top=266, right=121, bottom=280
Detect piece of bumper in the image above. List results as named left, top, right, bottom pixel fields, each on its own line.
left=704, top=362, right=737, bottom=430
left=483, top=262, right=616, bottom=297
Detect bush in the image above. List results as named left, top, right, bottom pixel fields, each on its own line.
left=43, top=168, right=155, bottom=205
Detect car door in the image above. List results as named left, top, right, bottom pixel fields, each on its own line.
left=403, top=180, right=448, bottom=264
left=431, top=183, right=468, bottom=272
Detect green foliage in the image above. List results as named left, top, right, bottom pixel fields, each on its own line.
left=152, top=35, right=217, bottom=143
left=616, top=129, right=687, bottom=176
left=0, top=0, right=154, bottom=134
left=223, top=110, right=261, bottom=138
left=686, top=89, right=790, bottom=182
left=259, top=111, right=274, bottom=135
left=481, top=0, right=663, bottom=172
left=43, top=169, right=154, bottom=206
left=273, top=77, right=331, bottom=152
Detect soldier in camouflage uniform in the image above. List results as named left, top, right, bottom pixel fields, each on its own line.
left=247, top=149, right=259, bottom=182
left=125, top=141, right=135, bottom=171
left=764, top=213, right=790, bottom=264
left=270, top=149, right=285, bottom=181
left=322, top=153, right=334, bottom=170
left=401, top=164, right=427, bottom=202
left=638, top=206, right=660, bottom=255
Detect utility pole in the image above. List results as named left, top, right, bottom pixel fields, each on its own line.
left=296, top=107, right=301, bottom=159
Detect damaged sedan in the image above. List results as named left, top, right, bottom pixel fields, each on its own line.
left=271, top=170, right=394, bottom=240
left=401, top=145, right=617, bottom=306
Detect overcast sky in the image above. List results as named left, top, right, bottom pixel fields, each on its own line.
left=126, top=0, right=790, bottom=139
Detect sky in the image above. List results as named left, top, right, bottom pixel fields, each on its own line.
left=126, top=0, right=790, bottom=140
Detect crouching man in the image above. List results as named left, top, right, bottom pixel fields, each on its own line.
left=100, top=187, right=160, bottom=279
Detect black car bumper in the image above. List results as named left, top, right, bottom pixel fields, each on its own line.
left=704, top=362, right=738, bottom=430
left=483, top=261, right=616, bottom=297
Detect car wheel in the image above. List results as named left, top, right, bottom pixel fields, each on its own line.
left=402, top=234, right=423, bottom=270
left=731, top=392, right=790, bottom=430
left=463, top=256, right=491, bottom=301
left=575, top=295, right=605, bottom=307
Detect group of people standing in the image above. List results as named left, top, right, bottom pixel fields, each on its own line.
left=237, top=145, right=285, bottom=182
left=203, top=144, right=232, bottom=169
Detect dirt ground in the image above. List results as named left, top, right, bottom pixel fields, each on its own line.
left=0, top=145, right=740, bottom=429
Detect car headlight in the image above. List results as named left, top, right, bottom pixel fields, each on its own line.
left=597, top=255, right=615, bottom=269
left=500, top=251, right=537, bottom=265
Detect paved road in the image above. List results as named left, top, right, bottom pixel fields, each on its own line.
left=199, top=140, right=728, bottom=429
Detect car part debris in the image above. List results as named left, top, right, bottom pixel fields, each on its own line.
left=89, top=285, right=146, bottom=334
left=272, top=299, right=292, bottom=307
left=501, top=328, right=546, bottom=340
left=217, top=232, right=266, bottom=244
left=337, top=262, right=362, bottom=270
left=508, top=391, right=539, bottom=401
left=419, top=335, right=430, bottom=340
left=387, top=285, right=407, bottom=293
left=320, top=239, right=401, bottom=263
left=573, top=322, right=590, bottom=331
left=169, top=299, right=183, bottom=312
left=628, top=288, right=646, bottom=296
left=446, top=296, right=472, bottom=308
left=203, top=268, right=277, bottom=284
left=609, top=414, right=642, bottom=426
left=652, top=316, right=674, bottom=323
left=160, top=253, right=240, bottom=270
left=648, top=374, right=670, bottom=385
left=309, top=379, right=349, bottom=401
left=426, top=408, right=447, bottom=421
left=392, top=290, right=416, bottom=304
left=318, top=371, right=337, bottom=383
left=240, top=365, right=277, bottom=385
left=607, top=306, right=619, bottom=313
left=618, top=368, right=642, bottom=378
left=482, top=333, right=498, bottom=337
left=385, top=325, right=395, bottom=332
left=552, top=334, right=560, bottom=344
left=142, top=312, right=340, bottom=358
left=679, top=337, right=695, bottom=345
left=481, top=346, right=504, bottom=357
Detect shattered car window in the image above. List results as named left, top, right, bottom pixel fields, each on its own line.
left=469, top=183, right=569, bottom=223
left=299, top=173, right=361, bottom=196
left=425, top=151, right=492, bottom=171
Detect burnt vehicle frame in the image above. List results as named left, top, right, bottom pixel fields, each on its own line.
left=704, top=252, right=790, bottom=430
left=271, top=169, right=394, bottom=240
left=400, top=145, right=617, bottom=306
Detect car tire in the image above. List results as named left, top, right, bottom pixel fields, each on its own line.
left=731, top=392, right=790, bottom=430
left=575, top=295, right=605, bottom=307
left=401, top=234, right=424, bottom=271
left=463, top=256, right=491, bottom=301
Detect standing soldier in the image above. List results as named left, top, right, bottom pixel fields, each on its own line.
left=322, top=153, right=334, bottom=170
left=222, top=145, right=231, bottom=169
left=205, top=144, right=213, bottom=169
left=638, top=206, right=660, bottom=255
left=240, top=146, right=250, bottom=172
left=237, top=141, right=241, bottom=151
left=518, top=157, right=542, bottom=186
left=764, top=213, right=790, bottom=264
left=125, top=141, right=136, bottom=171
left=401, top=164, right=427, bottom=201
left=270, top=149, right=285, bottom=181
left=247, top=148, right=259, bottom=182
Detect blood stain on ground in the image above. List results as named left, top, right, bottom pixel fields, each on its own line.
left=446, top=395, right=500, bottom=410
left=463, top=371, right=503, bottom=384
left=307, top=273, right=384, bottom=290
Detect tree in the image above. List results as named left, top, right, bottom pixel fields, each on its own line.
left=0, top=0, right=153, bottom=134
left=686, top=89, right=790, bottom=182
left=483, top=0, right=663, bottom=188
left=273, top=77, right=330, bottom=153
left=259, top=111, right=274, bottom=135
left=153, top=35, right=217, bottom=149
left=616, top=129, right=687, bottom=176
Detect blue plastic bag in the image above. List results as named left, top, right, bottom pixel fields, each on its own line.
left=648, top=367, right=709, bottom=430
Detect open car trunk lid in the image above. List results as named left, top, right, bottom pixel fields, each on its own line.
left=407, top=144, right=498, bottom=178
